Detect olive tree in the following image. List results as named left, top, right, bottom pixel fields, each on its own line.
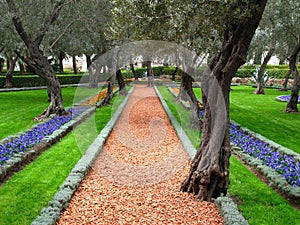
left=1, top=0, right=112, bottom=119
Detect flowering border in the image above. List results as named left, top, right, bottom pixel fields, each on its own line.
left=275, top=95, right=300, bottom=103
left=167, top=86, right=300, bottom=195
left=0, top=87, right=119, bottom=183
left=31, top=86, right=134, bottom=225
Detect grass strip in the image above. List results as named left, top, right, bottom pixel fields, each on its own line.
left=0, top=92, right=126, bottom=225
left=156, top=86, right=201, bottom=148
left=157, top=86, right=300, bottom=225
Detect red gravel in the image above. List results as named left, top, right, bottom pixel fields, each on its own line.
left=57, top=85, right=224, bottom=225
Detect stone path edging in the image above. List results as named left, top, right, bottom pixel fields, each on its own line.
left=31, top=86, right=134, bottom=225
left=155, top=86, right=249, bottom=225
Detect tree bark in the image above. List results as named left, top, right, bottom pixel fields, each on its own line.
left=19, top=61, right=25, bottom=75
left=116, top=69, right=128, bottom=96
left=177, top=70, right=201, bottom=130
left=0, top=58, right=4, bottom=76
left=5, top=56, right=18, bottom=88
left=58, top=51, right=65, bottom=73
left=254, top=38, right=276, bottom=94
left=180, top=0, right=267, bottom=202
left=130, top=63, right=138, bottom=80
left=100, top=76, right=116, bottom=106
left=172, top=66, right=178, bottom=81
left=285, top=38, right=300, bottom=113
left=6, top=0, right=67, bottom=120
left=147, top=61, right=154, bottom=87
left=279, top=69, right=291, bottom=91
left=86, top=54, right=92, bottom=69
left=72, top=56, right=78, bottom=74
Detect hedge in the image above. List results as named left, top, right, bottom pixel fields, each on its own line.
left=122, top=66, right=178, bottom=79
left=0, top=75, right=90, bottom=88
left=235, top=69, right=291, bottom=79
left=0, top=65, right=295, bottom=88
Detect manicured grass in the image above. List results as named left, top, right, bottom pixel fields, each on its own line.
left=157, top=86, right=300, bottom=225
left=229, top=85, right=300, bottom=153
left=0, top=92, right=125, bottom=225
left=229, top=156, right=300, bottom=224
left=156, top=86, right=201, bottom=148
left=0, top=86, right=98, bottom=140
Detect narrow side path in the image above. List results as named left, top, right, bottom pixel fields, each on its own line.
left=57, top=85, right=223, bottom=225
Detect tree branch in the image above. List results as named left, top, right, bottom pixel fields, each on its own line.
left=48, top=18, right=79, bottom=50
left=6, top=0, right=32, bottom=46
left=34, top=0, right=74, bottom=46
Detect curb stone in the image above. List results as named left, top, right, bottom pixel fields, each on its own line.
left=31, top=86, right=134, bottom=225
left=155, top=86, right=248, bottom=225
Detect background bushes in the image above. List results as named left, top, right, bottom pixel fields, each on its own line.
left=0, top=74, right=89, bottom=88
left=0, top=65, right=296, bottom=88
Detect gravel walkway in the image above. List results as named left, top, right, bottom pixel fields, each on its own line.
left=57, top=85, right=223, bottom=225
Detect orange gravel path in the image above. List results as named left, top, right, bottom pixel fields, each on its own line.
left=57, top=85, right=224, bottom=225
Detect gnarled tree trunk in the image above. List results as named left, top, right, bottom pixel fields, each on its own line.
left=19, top=61, right=25, bottom=75
left=254, top=38, right=276, bottom=94
left=285, top=38, right=300, bottom=113
left=100, top=72, right=117, bottom=107
left=5, top=56, right=18, bottom=88
left=280, top=69, right=291, bottom=92
left=147, top=61, right=154, bottom=87
left=116, top=69, right=128, bottom=96
left=58, top=51, right=65, bottom=73
left=130, top=63, right=138, bottom=80
left=86, top=54, right=92, bottom=69
left=72, top=56, right=78, bottom=74
left=0, top=58, right=4, bottom=76
left=7, top=0, right=67, bottom=120
left=172, top=66, right=178, bottom=81
left=28, top=47, right=66, bottom=120
left=177, top=70, right=201, bottom=130
left=180, top=0, right=267, bottom=202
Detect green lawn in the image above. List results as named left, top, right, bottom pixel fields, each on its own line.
left=0, top=90, right=126, bottom=225
left=0, top=86, right=98, bottom=140
left=229, top=85, right=300, bottom=153
left=157, top=85, right=300, bottom=225
left=1, top=85, right=299, bottom=225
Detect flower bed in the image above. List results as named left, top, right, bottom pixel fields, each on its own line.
left=275, top=95, right=300, bottom=102
left=168, top=86, right=300, bottom=198
left=80, top=86, right=118, bottom=106
left=31, top=87, right=134, bottom=225
left=0, top=87, right=116, bottom=183
left=0, top=107, right=86, bottom=166
left=230, top=123, right=300, bottom=187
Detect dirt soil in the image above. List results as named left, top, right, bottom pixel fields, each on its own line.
left=57, top=85, right=224, bottom=225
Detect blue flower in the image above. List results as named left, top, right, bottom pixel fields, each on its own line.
left=229, top=123, right=300, bottom=187
left=0, top=106, right=88, bottom=166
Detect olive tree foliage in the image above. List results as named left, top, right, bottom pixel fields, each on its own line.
left=111, top=0, right=224, bottom=129
left=279, top=0, right=300, bottom=112
left=110, top=0, right=267, bottom=202
left=50, top=0, right=112, bottom=69
left=263, top=0, right=300, bottom=112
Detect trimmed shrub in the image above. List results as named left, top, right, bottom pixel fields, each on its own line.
left=0, top=75, right=90, bottom=88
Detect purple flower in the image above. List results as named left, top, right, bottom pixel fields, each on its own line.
left=0, top=106, right=88, bottom=165
left=276, top=95, right=300, bottom=102
left=230, top=124, right=300, bottom=187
